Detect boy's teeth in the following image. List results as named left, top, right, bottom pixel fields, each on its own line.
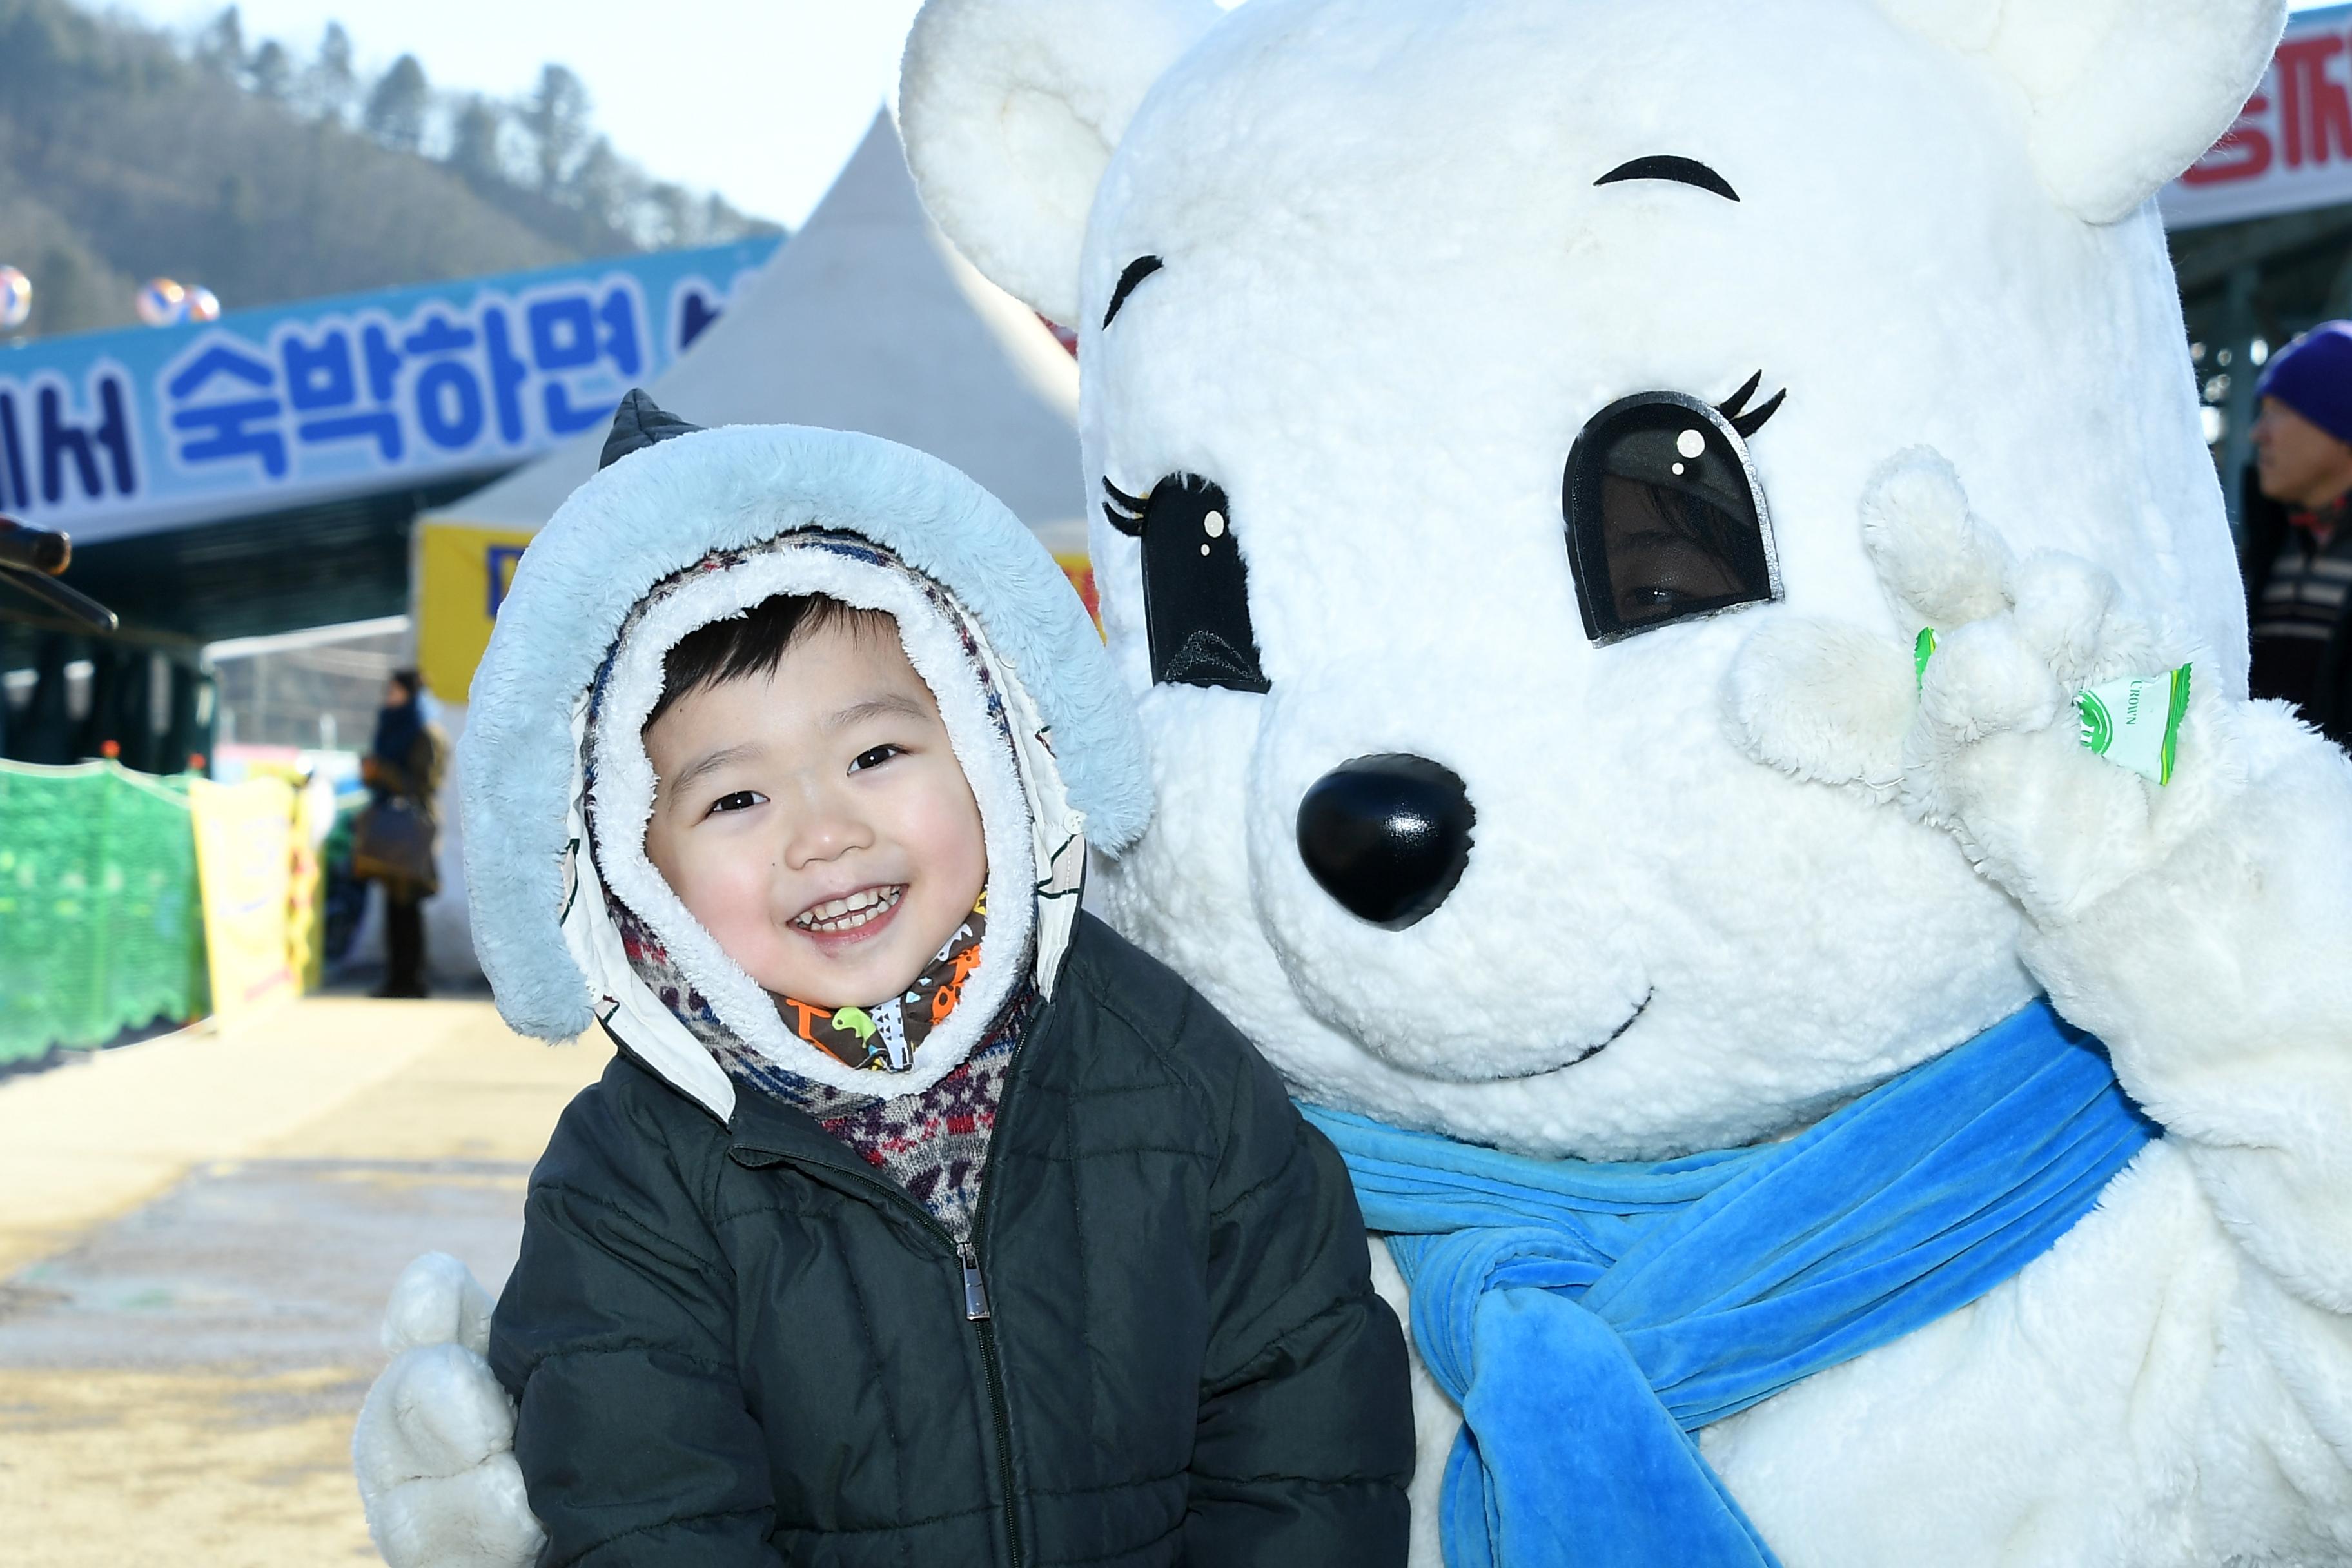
left=794, top=886, right=903, bottom=932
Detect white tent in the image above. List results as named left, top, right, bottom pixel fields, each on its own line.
left=399, top=111, right=1086, bottom=989
left=419, top=109, right=1084, bottom=553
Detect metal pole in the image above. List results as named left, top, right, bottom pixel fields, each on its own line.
left=2220, top=263, right=2261, bottom=542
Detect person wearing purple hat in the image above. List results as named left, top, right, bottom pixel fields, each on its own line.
left=2245, top=320, right=2352, bottom=748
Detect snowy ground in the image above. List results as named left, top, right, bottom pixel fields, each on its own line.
left=0, top=999, right=608, bottom=1567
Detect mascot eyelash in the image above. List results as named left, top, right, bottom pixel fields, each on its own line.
left=1099, top=472, right=1271, bottom=693
left=1102, top=476, right=1150, bottom=531
left=1716, top=369, right=1787, bottom=440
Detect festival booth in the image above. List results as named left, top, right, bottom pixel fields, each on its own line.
left=406, top=112, right=1087, bottom=984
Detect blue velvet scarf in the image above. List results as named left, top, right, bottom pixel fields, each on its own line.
left=1302, top=1002, right=2155, bottom=1568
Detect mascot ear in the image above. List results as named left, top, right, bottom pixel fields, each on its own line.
left=1871, top=0, right=2288, bottom=224
left=899, top=0, right=1224, bottom=326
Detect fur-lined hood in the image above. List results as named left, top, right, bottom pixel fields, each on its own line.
left=460, top=416, right=1150, bottom=1120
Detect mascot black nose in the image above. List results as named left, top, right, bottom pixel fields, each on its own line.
left=1295, top=755, right=1476, bottom=930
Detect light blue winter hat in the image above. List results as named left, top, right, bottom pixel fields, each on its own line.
left=460, top=397, right=1150, bottom=1051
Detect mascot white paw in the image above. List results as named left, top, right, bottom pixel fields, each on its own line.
left=1732, top=447, right=2248, bottom=917
left=353, top=1254, right=544, bottom=1568
left=1738, top=450, right=2352, bottom=1319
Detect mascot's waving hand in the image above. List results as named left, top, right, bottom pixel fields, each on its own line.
left=359, top=1, right=2352, bottom=1565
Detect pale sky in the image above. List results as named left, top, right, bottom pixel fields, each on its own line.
left=108, top=0, right=2336, bottom=231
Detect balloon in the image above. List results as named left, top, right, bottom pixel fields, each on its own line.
left=0, top=266, right=28, bottom=331
left=135, top=277, right=187, bottom=327
left=184, top=285, right=221, bottom=324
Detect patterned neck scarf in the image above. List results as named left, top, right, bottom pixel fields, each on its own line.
left=602, top=883, right=1011, bottom=1116
left=780, top=894, right=990, bottom=1073
left=603, top=870, right=1026, bottom=1237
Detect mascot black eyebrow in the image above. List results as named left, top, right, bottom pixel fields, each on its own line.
left=361, top=2, right=2352, bottom=1565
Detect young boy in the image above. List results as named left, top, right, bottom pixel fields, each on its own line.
left=447, top=395, right=1413, bottom=1566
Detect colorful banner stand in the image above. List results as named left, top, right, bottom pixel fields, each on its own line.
left=224, top=757, right=339, bottom=993
left=189, top=776, right=299, bottom=1024
left=287, top=770, right=334, bottom=994
left=0, top=761, right=207, bottom=1062
left=0, top=761, right=335, bottom=1059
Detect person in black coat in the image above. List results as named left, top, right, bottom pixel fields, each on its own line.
left=358, top=669, right=445, bottom=997
left=2244, top=324, right=2352, bottom=749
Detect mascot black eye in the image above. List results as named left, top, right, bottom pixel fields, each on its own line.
left=1102, top=473, right=1270, bottom=692
left=1562, top=378, right=1784, bottom=644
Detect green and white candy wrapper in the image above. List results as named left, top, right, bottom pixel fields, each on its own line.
left=1914, top=629, right=2192, bottom=786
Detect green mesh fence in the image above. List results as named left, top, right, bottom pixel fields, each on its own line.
left=0, top=761, right=209, bottom=1064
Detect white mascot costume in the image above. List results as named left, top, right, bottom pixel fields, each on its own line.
left=357, top=2, right=2352, bottom=1565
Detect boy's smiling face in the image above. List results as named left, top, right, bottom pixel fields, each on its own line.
left=642, top=616, right=987, bottom=1013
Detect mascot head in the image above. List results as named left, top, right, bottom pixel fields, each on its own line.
left=901, top=0, right=2284, bottom=1157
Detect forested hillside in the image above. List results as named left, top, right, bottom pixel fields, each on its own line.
left=0, top=1, right=778, bottom=338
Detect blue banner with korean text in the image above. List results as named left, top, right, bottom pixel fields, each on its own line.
left=0, top=237, right=779, bottom=546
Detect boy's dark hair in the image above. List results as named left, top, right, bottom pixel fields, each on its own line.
left=646, top=593, right=890, bottom=729
left=389, top=669, right=425, bottom=701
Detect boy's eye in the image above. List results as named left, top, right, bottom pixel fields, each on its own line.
left=850, top=745, right=903, bottom=772
left=707, top=790, right=763, bottom=816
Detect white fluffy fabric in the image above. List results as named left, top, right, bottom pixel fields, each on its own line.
left=899, top=0, right=2352, bottom=1562
left=1868, top=0, right=2289, bottom=222
left=899, top=0, right=1224, bottom=326
left=355, top=1257, right=547, bottom=1568
left=583, top=543, right=1038, bottom=1101
left=378, top=1250, right=495, bottom=1358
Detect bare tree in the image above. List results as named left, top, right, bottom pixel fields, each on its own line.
left=300, top=22, right=358, bottom=124
left=447, top=95, right=509, bottom=186
left=645, top=181, right=696, bottom=248
left=362, top=54, right=429, bottom=153
left=564, top=135, right=634, bottom=232
left=520, top=63, right=591, bottom=195
left=246, top=38, right=290, bottom=101
left=193, top=5, right=244, bottom=76
left=702, top=191, right=769, bottom=244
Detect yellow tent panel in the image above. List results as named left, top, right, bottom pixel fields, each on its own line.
left=415, top=520, right=537, bottom=703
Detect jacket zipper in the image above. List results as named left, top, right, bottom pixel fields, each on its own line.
left=958, top=1242, right=991, bottom=1320
left=965, top=1061, right=1025, bottom=1568
left=961, top=1239, right=1023, bottom=1568
left=758, top=1081, right=1028, bottom=1568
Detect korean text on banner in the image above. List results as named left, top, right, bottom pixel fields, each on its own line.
left=190, top=776, right=299, bottom=1024
left=416, top=520, right=536, bottom=701
left=0, top=236, right=777, bottom=546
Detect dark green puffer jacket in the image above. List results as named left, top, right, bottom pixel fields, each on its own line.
left=489, top=914, right=1414, bottom=1567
